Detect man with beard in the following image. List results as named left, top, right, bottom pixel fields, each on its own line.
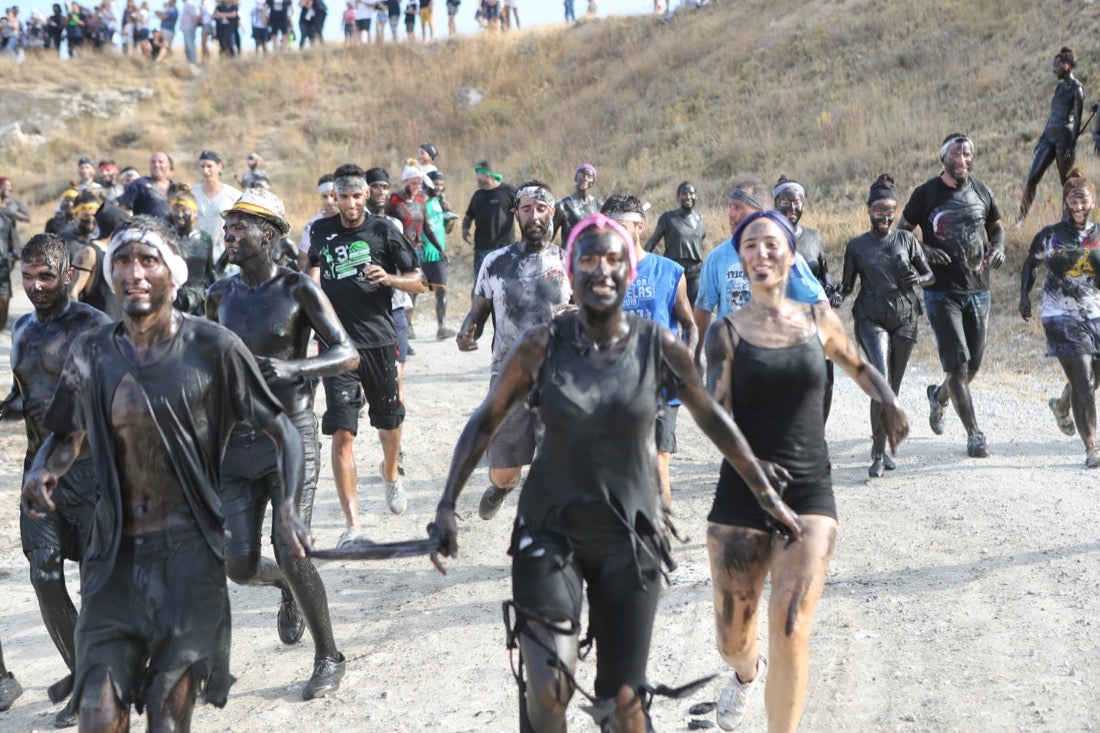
left=116, top=151, right=174, bottom=221
left=66, top=192, right=119, bottom=320
left=899, top=133, right=1005, bottom=458
left=207, top=189, right=357, bottom=700
left=456, top=181, right=572, bottom=520
left=462, top=160, right=515, bottom=280
left=692, top=180, right=825, bottom=365
left=645, top=180, right=707, bottom=306
left=166, top=183, right=215, bottom=315
left=554, top=163, right=601, bottom=246
left=5, top=234, right=112, bottom=728
left=307, top=164, right=424, bottom=545
left=22, top=215, right=306, bottom=731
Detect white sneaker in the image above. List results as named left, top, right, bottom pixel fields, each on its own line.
left=337, top=527, right=365, bottom=547
left=385, top=478, right=407, bottom=515
left=716, top=657, right=766, bottom=730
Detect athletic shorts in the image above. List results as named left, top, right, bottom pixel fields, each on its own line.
left=510, top=501, right=661, bottom=700
left=222, top=410, right=320, bottom=556
left=251, top=25, right=269, bottom=41
left=655, top=403, right=678, bottom=454
left=1042, top=314, right=1100, bottom=358
left=404, top=11, right=416, bottom=30
left=421, top=258, right=447, bottom=288
left=923, top=290, right=990, bottom=374
left=393, top=307, right=409, bottom=364
left=708, top=461, right=836, bottom=533
left=268, top=10, right=289, bottom=32
left=20, top=458, right=97, bottom=558
left=446, top=0, right=459, bottom=13
left=355, top=16, right=371, bottom=30
left=488, top=372, right=540, bottom=468
left=74, top=526, right=232, bottom=715
left=0, top=255, right=11, bottom=298
left=321, top=344, right=404, bottom=434
left=375, top=9, right=388, bottom=23
left=483, top=3, right=499, bottom=20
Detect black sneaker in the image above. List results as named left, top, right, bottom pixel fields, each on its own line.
left=966, top=433, right=989, bottom=458
left=478, top=485, right=512, bottom=520
left=868, top=453, right=885, bottom=478
left=277, top=593, right=305, bottom=645
left=0, top=671, right=22, bottom=712
left=303, top=653, right=346, bottom=701
left=882, top=452, right=896, bottom=471
left=53, top=697, right=77, bottom=728
left=927, top=385, right=945, bottom=435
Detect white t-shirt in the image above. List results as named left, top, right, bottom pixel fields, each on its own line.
left=192, top=181, right=241, bottom=262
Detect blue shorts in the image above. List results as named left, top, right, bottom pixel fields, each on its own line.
left=1042, top=314, right=1100, bottom=358
left=923, top=290, right=990, bottom=373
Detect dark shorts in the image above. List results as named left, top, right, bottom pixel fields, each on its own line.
left=20, top=458, right=97, bottom=558
left=923, top=290, right=990, bottom=373
left=222, top=410, right=319, bottom=556
left=321, top=344, right=405, bottom=434
left=655, top=403, right=678, bottom=454
left=0, top=255, right=11, bottom=298
left=488, top=372, right=540, bottom=468
left=393, top=307, right=409, bottom=364
left=510, top=502, right=661, bottom=700
left=251, top=25, right=269, bottom=41
left=447, top=0, right=460, bottom=13
left=355, top=17, right=371, bottom=30
left=74, top=526, right=232, bottom=715
left=422, top=258, right=447, bottom=289
left=269, top=10, right=289, bottom=32
left=1042, top=314, right=1100, bottom=358
left=708, top=462, right=836, bottom=533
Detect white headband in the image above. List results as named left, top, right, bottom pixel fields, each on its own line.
left=515, top=185, right=555, bottom=207
left=334, top=176, right=368, bottom=193
left=772, top=181, right=806, bottom=200
left=318, top=181, right=335, bottom=194
left=104, top=227, right=189, bottom=294
left=607, top=211, right=644, bottom=223
left=939, top=136, right=974, bottom=160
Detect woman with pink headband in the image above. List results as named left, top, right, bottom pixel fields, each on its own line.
left=431, top=213, right=798, bottom=732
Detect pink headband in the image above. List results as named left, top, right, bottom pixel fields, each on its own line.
left=563, top=213, right=638, bottom=283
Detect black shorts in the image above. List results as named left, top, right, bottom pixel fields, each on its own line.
left=251, top=25, right=269, bottom=41
left=708, top=461, right=836, bottom=532
left=1042, top=314, right=1100, bottom=358
left=510, top=501, right=661, bottom=700
left=655, top=403, right=678, bottom=454
left=74, top=526, right=232, bottom=715
left=923, top=290, right=990, bottom=374
left=269, top=10, right=289, bottom=32
left=222, top=410, right=320, bottom=556
left=355, top=17, right=371, bottom=30
left=20, top=458, right=97, bottom=558
left=321, top=344, right=405, bottom=434
left=421, top=258, right=447, bottom=289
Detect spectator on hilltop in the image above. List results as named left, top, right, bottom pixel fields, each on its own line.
left=445, top=0, right=456, bottom=35
left=418, top=0, right=432, bottom=41
left=250, top=0, right=268, bottom=52
left=563, top=0, right=574, bottom=23
left=266, top=0, right=291, bottom=48
left=46, top=3, right=63, bottom=52
left=240, top=152, right=268, bottom=189
left=156, top=0, right=178, bottom=47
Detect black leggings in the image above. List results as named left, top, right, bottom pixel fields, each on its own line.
left=1020, top=129, right=1076, bottom=218
left=855, top=316, right=916, bottom=452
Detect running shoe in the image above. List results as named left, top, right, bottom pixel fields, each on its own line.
left=337, top=527, right=366, bottom=547
left=1087, top=446, right=1100, bottom=469
left=927, top=384, right=945, bottom=435
left=716, top=656, right=766, bottom=731
left=437, top=326, right=457, bottom=340
left=1049, top=397, right=1075, bottom=436
left=478, top=484, right=512, bottom=520
left=53, top=697, right=77, bottom=728
left=882, top=452, right=896, bottom=471
left=277, top=592, right=305, bottom=645
left=966, top=432, right=989, bottom=458
left=385, top=478, right=407, bottom=515
left=0, top=671, right=22, bottom=712
left=302, top=652, right=346, bottom=701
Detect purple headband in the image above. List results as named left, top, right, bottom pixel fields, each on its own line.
left=563, top=213, right=638, bottom=283
left=575, top=163, right=597, bottom=181
left=731, top=210, right=798, bottom=255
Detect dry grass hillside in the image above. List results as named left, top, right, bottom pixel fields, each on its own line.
left=2, top=0, right=1099, bottom=379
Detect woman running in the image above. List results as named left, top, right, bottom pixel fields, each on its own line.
left=431, top=213, right=800, bottom=733
left=838, top=174, right=934, bottom=476
left=1019, top=167, right=1100, bottom=468
left=704, top=210, right=908, bottom=731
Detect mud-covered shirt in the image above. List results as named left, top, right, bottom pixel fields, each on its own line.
left=1029, top=220, right=1100, bottom=320
left=308, top=213, right=419, bottom=349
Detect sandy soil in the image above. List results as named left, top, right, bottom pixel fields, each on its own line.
left=2, top=279, right=1100, bottom=733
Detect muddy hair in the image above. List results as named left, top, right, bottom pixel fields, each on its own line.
left=22, top=232, right=71, bottom=272
left=1063, top=167, right=1095, bottom=199
left=1056, top=46, right=1076, bottom=69
left=114, top=215, right=182, bottom=256
left=676, top=180, right=694, bottom=195
left=601, top=193, right=645, bottom=217
left=167, top=181, right=196, bottom=204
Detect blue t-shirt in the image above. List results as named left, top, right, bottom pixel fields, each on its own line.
left=160, top=6, right=179, bottom=31
left=624, top=252, right=684, bottom=406
left=695, top=237, right=826, bottom=319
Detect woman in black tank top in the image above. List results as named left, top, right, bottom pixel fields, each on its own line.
left=703, top=211, right=909, bottom=732
left=429, top=214, right=800, bottom=732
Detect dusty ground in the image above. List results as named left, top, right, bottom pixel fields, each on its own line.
left=2, top=276, right=1100, bottom=733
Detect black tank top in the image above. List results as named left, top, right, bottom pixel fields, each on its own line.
left=82, top=244, right=121, bottom=320
left=718, top=314, right=830, bottom=491
left=520, top=313, right=667, bottom=534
